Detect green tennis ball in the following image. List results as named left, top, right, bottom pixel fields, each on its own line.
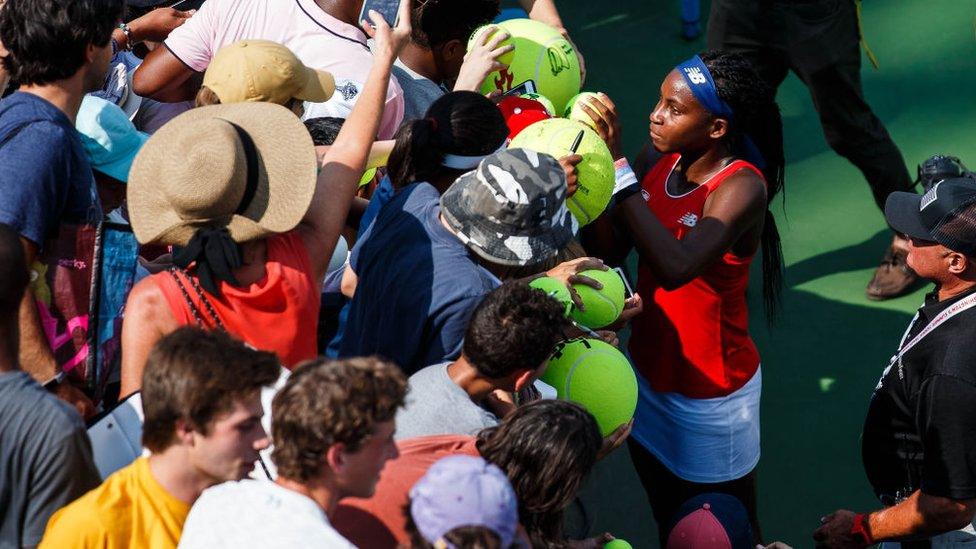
left=467, top=25, right=516, bottom=66
left=528, top=276, right=572, bottom=315
left=569, top=269, right=625, bottom=329
left=509, top=118, right=614, bottom=226
left=519, top=92, right=556, bottom=116
left=541, top=338, right=638, bottom=436
left=563, top=91, right=602, bottom=130
left=469, top=19, right=581, bottom=114
left=604, top=540, right=633, bottom=549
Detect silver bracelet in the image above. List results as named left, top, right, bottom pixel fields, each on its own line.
left=118, top=23, right=134, bottom=51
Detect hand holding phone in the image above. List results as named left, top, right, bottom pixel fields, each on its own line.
left=358, top=0, right=401, bottom=28
left=359, top=0, right=411, bottom=63
left=500, top=79, right=538, bottom=98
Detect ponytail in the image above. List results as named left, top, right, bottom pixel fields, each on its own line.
left=386, top=91, right=508, bottom=191
left=387, top=117, right=442, bottom=189
left=702, top=50, right=785, bottom=320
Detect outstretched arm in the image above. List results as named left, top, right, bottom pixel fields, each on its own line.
left=298, top=1, right=412, bottom=282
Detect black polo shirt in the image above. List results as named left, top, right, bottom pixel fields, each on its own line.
left=862, top=285, right=976, bottom=503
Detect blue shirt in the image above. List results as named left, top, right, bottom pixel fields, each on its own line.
left=340, top=182, right=500, bottom=374
left=318, top=175, right=393, bottom=358
left=357, top=174, right=395, bottom=236
left=0, top=92, right=100, bottom=246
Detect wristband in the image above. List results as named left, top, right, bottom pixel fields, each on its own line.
left=613, top=158, right=638, bottom=196
left=849, top=513, right=874, bottom=547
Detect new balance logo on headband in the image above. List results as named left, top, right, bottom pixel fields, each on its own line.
left=684, top=67, right=707, bottom=85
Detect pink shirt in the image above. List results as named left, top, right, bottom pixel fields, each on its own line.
left=163, top=0, right=404, bottom=139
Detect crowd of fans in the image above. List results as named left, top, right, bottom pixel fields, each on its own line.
left=2, top=0, right=976, bottom=547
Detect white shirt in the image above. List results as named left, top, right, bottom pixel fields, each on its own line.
left=162, top=0, right=404, bottom=139
left=178, top=479, right=356, bottom=548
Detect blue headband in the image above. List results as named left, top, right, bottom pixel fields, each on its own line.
left=675, top=55, right=765, bottom=169
left=676, top=55, right=735, bottom=121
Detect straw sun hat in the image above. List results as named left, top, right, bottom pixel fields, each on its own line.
left=127, top=102, right=318, bottom=246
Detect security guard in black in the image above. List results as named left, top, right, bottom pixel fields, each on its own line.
left=862, top=285, right=976, bottom=505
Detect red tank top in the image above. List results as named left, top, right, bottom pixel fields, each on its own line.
left=629, top=154, right=763, bottom=399
left=152, top=231, right=319, bottom=368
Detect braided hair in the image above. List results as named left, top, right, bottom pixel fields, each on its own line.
left=701, top=50, right=785, bottom=319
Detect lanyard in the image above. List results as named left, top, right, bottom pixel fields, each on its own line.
left=889, top=292, right=976, bottom=379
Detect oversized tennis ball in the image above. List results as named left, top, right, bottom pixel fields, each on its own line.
left=569, top=269, right=625, bottom=329
left=509, top=118, right=614, bottom=226
left=467, top=25, right=516, bottom=66
left=528, top=276, right=572, bottom=315
left=604, top=540, right=633, bottom=549
left=519, top=92, right=555, bottom=116
left=563, top=92, right=603, bottom=130
left=469, top=19, right=581, bottom=114
left=541, top=338, right=638, bottom=436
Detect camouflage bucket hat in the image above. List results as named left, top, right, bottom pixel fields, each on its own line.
left=440, top=148, right=577, bottom=267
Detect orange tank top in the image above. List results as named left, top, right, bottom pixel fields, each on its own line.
left=629, top=153, right=763, bottom=398
left=152, top=231, right=319, bottom=368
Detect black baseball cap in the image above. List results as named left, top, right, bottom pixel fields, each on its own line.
left=885, top=177, right=976, bottom=257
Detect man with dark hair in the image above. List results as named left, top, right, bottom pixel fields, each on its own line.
left=0, top=223, right=100, bottom=548
left=394, top=282, right=569, bottom=440
left=815, top=179, right=976, bottom=546
left=40, top=328, right=280, bottom=548
left=178, top=357, right=408, bottom=548
left=0, top=0, right=123, bottom=418
left=393, top=0, right=501, bottom=120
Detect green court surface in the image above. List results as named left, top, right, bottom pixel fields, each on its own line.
left=552, top=0, right=976, bottom=545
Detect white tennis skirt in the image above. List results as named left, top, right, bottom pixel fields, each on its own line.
left=630, top=365, right=762, bottom=484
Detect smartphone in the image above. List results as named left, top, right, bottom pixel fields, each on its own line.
left=358, top=0, right=401, bottom=28
left=613, top=266, right=635, bottom=300
left=501, top=79, right=538, bottom=98
left=170, top=0, right=205, bottom=11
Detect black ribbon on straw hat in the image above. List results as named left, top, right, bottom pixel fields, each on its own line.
left=173, top=122, right=260, bottom=297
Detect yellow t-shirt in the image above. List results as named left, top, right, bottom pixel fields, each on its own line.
left=39, top=457, right=190, bottom=549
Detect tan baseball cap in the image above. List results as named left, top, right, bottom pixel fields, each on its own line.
left=203, top=40, right=336, bottom=106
